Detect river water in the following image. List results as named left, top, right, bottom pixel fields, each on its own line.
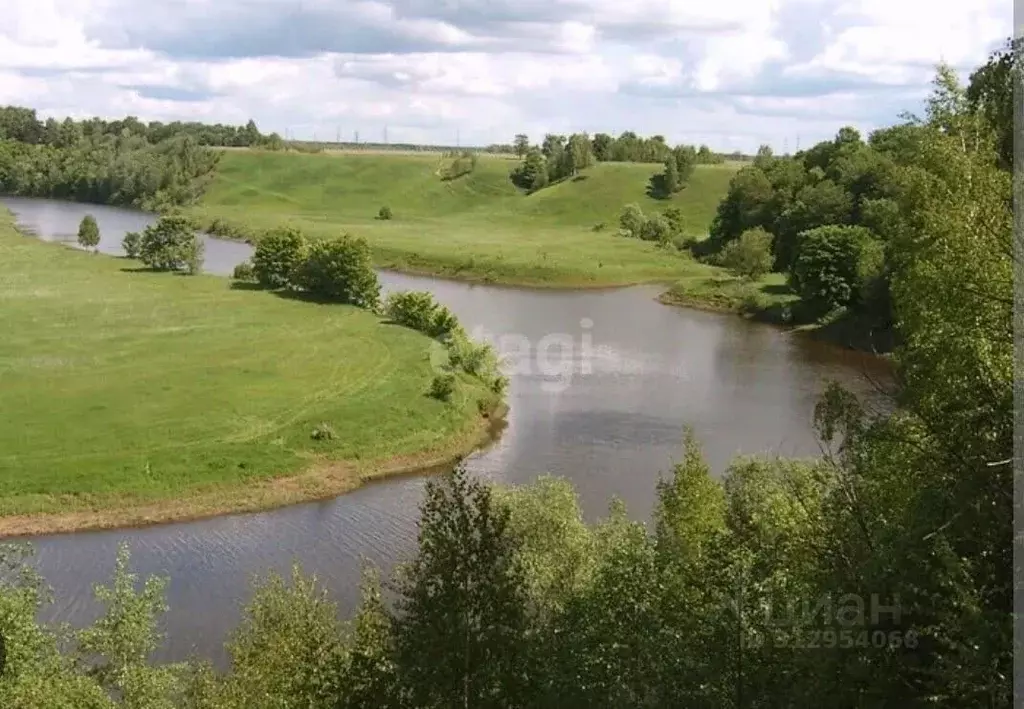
left=0, top=196, right=892, bottom=666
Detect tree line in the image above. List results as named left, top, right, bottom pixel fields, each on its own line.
left=0, top=106, right=279, bottom=149
left=507, top=131, right=719, bottom=193
left=696, top=38, right=1015, bottom=334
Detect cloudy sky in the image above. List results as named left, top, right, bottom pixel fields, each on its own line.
left=0, top=0, right=1012, bottom=153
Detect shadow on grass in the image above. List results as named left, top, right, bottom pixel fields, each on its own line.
left=646, top=173, right=670, bottom=200
left=229, top=281, right=263, bottom=291
left=571, top=175, right=589, bottom=182
left=761, top=283, right=792, bottom=296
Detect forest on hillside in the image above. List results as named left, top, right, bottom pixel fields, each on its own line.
left=0, top=38, right=1016, bottom=708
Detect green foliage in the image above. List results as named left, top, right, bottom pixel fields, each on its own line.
left=440, top=151, right=478, bottom=181
left=966, top=37, right=1018, bottom=170
left=377, top=205, right=393, bottom=220
left=428, top=373, right=456, bottom=401
left=221, top=565, right=348, bottom=709
left=392, top=465, right=531, bottom=709
left=718, top=226, right=774, bottom=280
left=339, top=567, right=398, bottom=709
left=138, top=214, right=203, bottom=274
left=230, top=259, right=256, bottom=282
left=790, top=224, right=883, bottom=315
left=294, top=235, right=380, bottom=308
left=617, top=202, right=646, bottom=237
left=121, top=231, right=142, bottom=259
left=639, top=213, right=672, bottom=244
left=509, top=147, right=549, bottom=191
left=251, top=226, right=307, bottom=290
left=384, top=290, right=463, bottom=340
left=77, top=214, right=100, bottom=251
left=512, top=134, right=529, bottom=159
left=0, top=126, right=220, bottom=209
left=662, top=155, right=679, bottom=193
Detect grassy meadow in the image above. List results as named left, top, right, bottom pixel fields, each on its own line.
left=0, top=209, right=500, bottom=533
left=190, top=150, right=742, bottom=287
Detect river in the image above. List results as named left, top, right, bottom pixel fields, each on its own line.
left=0, top=196, right=892, bottom=666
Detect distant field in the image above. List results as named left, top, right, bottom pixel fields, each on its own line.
left=0, top=210, right=497, bottom=532
left=192, top=150, right=740, bottom=287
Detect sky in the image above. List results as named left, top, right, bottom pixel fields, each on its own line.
left=0, top=0, right=1013, bottom=153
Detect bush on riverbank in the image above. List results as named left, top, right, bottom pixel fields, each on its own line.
left=138, top=213, right=204, bottom=274
left=252, top=226, right=308, bottom=290
left=294, top=236, right=381, bottom=309
left=384, top=290, right=462, bottom=339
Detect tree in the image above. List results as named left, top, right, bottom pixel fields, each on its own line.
left=138, top=214, right=203, bottom=273
left=662, top=156, right=679, bottom=194
left=567, top=133, right=594, bottom=173
left=340, top=567, right=399, bottom=708
left=392, top=465, right=532, bottom=708
left=513, top=134, right=530, bottom=159
left=639, top=214, right=672, bottom=244
left=789, top=224, right=882, bottom=315
left=122, top=231, right=142, bottom=259
left=718, top=227, right=774, bottom=280
left=671, top=145, right=696, bottom=184
left=76, top=214, right=100, bottom=252
left=591, top=133, right=614, bottom=161
left=294, top=234, right=380, bottom=308
left=618, top=203, right=646, bottom=238
left=251, top=226, right=307, bottom=290
left=707, top=166, right=774, bottom=246
left=541, top=134, right=566, bottom=160
left=966, top=37, right=1018, bottom=169
left=222, top=565, right=347, bottom=708
left=509, top=147, right=548, bottom=191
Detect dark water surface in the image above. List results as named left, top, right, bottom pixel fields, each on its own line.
left=1, top=196, right=892, bottom=666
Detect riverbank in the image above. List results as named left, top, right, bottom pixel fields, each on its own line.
left=660, top=274, right=896, bottom=355
left=0, top=208, right=506, bottom=535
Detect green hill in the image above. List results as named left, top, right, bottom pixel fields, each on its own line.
left=192, top=150, right=739, bottom=286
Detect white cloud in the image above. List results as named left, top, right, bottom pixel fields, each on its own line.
left=0, top=0, right=1011, bottom=152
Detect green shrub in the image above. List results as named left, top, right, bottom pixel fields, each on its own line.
left=639, top=214, right=672, bottom=243
left=77, top=214, right=100, bottom=251
left=790, top=225, right=883, bottom=316
left=377, top=206, right=393, bottom=220
left=384, top=290, right=463, bottom=339
left=294, top=234, right=381, bottom=309
left=618, top=203, right=645, bottom=238
left=139, top=213, right=203, bottom=273
left=122, top=230, right=142, bottom=259
left=719, top=227, right=774, bottom=280
left=253, top=226, right=308, bottom=290
left=592, top=222, right=607, bottom=232
left=184, top=237, right=205, bottom=275
left=428, top=373, right=457, bottom=401
left=232, top=259, right=257, bottom=282
left=662, top=207, right=686, bottom=235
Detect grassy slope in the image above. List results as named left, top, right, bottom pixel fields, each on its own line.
left=0, top=210, right=499, bottom=532
left=190, top=150, right=739, bottom=287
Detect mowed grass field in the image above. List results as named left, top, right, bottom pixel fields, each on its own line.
left=190, top=150, right=740, bottom=287
left=0, top=210, right=497, bottom=532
